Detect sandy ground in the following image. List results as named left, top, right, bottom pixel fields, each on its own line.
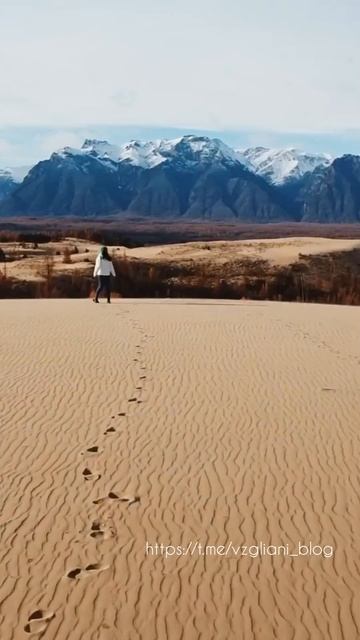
left=128, top=236, right=360, bottom=266
left=1, top=236, right=360, bottom=281
left=0, top=299, right=360, bottom=640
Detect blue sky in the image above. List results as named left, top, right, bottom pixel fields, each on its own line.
left=1, top=0, right=360, bottom=166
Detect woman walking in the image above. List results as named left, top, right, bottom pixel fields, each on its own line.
left=93, top=246, right=116, bottom=303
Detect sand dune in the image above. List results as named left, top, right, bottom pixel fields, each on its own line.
left=2, top=236, right=360, bottom=282
left=128, top=236, right=360, bottom=266
left=0, top=299, right=360, bottom=639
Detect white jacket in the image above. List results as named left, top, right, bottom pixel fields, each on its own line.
left=93, top=255, right=116, bottom=277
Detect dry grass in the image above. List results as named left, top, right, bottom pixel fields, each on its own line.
left=1, top=247, right=359, bottom=305
left=1, top=229, right=360, bottom=304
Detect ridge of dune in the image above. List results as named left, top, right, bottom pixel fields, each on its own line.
left=2, top=236, right=360, bottom=283
left=0, top=299, right=360, bottom=639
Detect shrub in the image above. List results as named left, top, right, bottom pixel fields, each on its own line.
left=62, top=248, right=72, bottom=264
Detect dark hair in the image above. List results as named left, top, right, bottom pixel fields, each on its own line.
left=100, top=246, right=112, bottom=261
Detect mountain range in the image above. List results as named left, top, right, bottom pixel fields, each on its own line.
left=0, top=135, right=360, bottom=223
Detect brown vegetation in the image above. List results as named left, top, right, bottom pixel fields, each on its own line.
left=1, top=248, right=359, bottom=305
left=62, top=247, right=72, bottom=264
left=2, top=218, right=360, bottom=247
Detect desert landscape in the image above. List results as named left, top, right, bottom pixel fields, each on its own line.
left=2, top=235, right=360, bottom=281
left=1, top=233, right=360, bottom=305
left=2, top=0, right=360, bottom=637
left=1, top=297, right=359, bottom=639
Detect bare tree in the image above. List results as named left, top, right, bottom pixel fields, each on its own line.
left=38, top=252, right=55, bottom=297
left=62, top=247, right=72, bottom=264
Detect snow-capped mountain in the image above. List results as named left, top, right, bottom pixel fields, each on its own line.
left=59, top=138, right=166, bottom=170
left=56, top=138, right=331, bottom=185
left=58, top=135, right=246, bottom=171
left=239, top=147, right=332, bottom=184
left=0, top=135, right=286, bottom=220
left=152, top=135, right=244, bottom=167
left=2, top=138, right=332, bottom=189
left=2, top=134, right=360, bottom=223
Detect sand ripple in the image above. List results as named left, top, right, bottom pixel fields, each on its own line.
left=0, top=299, right=359, bottom=639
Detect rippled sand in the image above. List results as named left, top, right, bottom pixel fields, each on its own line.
left=1, top=299, right=359, bottom=639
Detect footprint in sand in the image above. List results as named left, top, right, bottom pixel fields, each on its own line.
left=66, top=568, right=82, bottom=579
left=81, top=445, right=101, bottom=456
left=85, top=563, right=109, bottom=573
left=24, top=610, right=55, bottom=635
left=82, top=468, right=101, bottom=482
left=93, top=491, right=122, bottom=505
left=104, top=426, right=116, bottom=434
left=89, top=519, right=113, bottom=540
left=66, top=564, right=109, bottom=580
left=93, top=492, right=140, bottom=507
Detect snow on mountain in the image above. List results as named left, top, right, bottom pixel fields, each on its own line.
left=132, top=135, right=246, bottom=167
left=55, top=135, right=248, bottom=171
left=79, top=138, right=164, bottom=168
left=53, top=137, right=334, bottom=184
left=5, top=136, right=360, bottom=222
left=81, top=139, right=122, bottom=161
left=57, top=138, right=165, bottom=169
left=239, top=147, right=332, bottom=184
left=156, top=135, right=245, bottom=166
left=118, top=140, right=165, bottom=168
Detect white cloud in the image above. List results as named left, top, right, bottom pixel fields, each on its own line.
left=0, top=0, right=359, bottom=132
left=0, top=138, right=17, bottom=156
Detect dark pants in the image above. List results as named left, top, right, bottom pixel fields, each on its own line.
left=95, top=275, right=111, bottom=302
